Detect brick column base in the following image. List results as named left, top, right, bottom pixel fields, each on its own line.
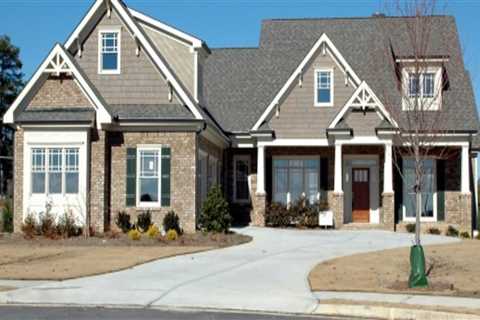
left=252, top=193, right=266, bottom=227
left=382, top=193, right=395, bottom=230
left=330, top=192, right=344, bottom=229
left=89, top=129, right=107, bottom=234
left=459, top=192, right=472, bottom=235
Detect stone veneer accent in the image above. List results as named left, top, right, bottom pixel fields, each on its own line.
left=446, top=192, right=472, bottom=234
left=27, top=76, right=92, bottom=109
left=89, top=129, right=108, bottom=233
left=382, top=193, right=395, bottom=230
left=330, top=192, right=344, bottom=228
left=13, top=128, right=24, bottom=232
left=109, top=131, right=197, bottom=233
left=249, top=174, right=266, bottom=227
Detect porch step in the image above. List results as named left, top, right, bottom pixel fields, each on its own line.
left=342, top=223, right=385, bottom=230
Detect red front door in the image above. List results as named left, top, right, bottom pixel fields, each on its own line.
left=352, top=168, right=370, bottom=223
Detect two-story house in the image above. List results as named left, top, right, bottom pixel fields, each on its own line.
left=4, top=0, right=479, bottom=234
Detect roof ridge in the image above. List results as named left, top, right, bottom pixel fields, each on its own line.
left=211, top=47, right=258, bottom=51
left=262, top=14, right=452, bottom=22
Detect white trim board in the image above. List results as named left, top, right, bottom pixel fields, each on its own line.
left=329, top=81, right=399, bottom=129
left=3, top=44, right=112, bottom=127
left=252, top=33, right=362, bottom=131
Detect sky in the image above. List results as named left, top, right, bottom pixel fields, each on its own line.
left=0, top=0, right=479, bottom=109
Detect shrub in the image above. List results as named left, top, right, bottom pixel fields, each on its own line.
left=199, top=185, right=231, bottom=233
left=137, top=210, right=152, bottom=233
left=163, top=211, right=182, bottom=235
left=460, top=231, right=470, bottom=239
left=128, top=228, right=141, bottom=241
left=115, top=211, right=132, bottom=233
left=475, top=233, right=480, bottom=240
left=21, top=214, right=38, bottom=239
left=57, top=212, right=82, bottom=237
left=405, top=223, right=416, bottom=233
left=166, top=229, right=178, bottom=241
left=265, top=202, right=293, bottom=227
left=146, top=224, right=160, bottom=238
left=2, top=199, right=13, bottom=233
left=39, top=212, right=57, bottom=239
left=291, top=199, right=318, bottom=228
left=446, top=225, right=459, bottom=237
left=427, top=227, right=441, bottom=235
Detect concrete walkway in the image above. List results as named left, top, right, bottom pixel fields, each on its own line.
left=315, top=291, right=480, bottom=311
left=0, top=227, right=458, bottom=314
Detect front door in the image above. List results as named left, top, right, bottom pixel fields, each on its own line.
left=352, top=168, right=370, bottom=223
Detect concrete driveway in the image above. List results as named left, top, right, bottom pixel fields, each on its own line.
left=0, top=227, right=457, bottom=314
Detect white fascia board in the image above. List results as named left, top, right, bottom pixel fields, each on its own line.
left=4, top=44, right=111, bottom=126
left=128, top=8, right=203, bottom=48
left=258, top=139, right=330, bottom=147
left=110, top=0, right=203, bottom=120
left=252, top=33, right=362, bottom=131
left=328, top=81, right=399, bottom=129
left=65, top=0, right=104, bottom=49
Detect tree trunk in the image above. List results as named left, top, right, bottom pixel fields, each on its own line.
left=415, top=191, right=421, bottom=246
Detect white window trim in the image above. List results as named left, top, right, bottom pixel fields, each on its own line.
left=402, top=66, right=442, bottom=111
left=98, top=27, right=121, bottom=75
left=233, top=154, right=251, bottom=204
left=136, top=145, right=162, bottom=208
left=272, top=155, right=321, bottom=205
left=314, top=68, right=334, bottom=107
left=402, top=158, right=437, bottom=222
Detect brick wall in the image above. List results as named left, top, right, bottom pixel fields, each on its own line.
left=27, top=76, right=92, bottom=109
left=13, top=128, right=24, bottom=232
left=109, top=131, right=197, bottom=233
left=89, top=129, right=108, bottom=233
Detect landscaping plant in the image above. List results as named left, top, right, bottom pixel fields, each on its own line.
left=446, top=225, right=459, bottom=237
left=460, top=231, right=470, bottom=239
left=2, top=199, right=13, bottom=233
left=146, top=224, right=160, bottom=238
left=405, top=223, right=416, bottom=234
left=199, top=185, right=231, bottom=233
left=21, top=214, right=37, bottom=239
left=163, top=211, right=182, bottom=235
left=57, top=211, right=82, bottom=237
left=39, top=212, right=57, bottom=239
left=137, top=210, right=152, bottom=233
left=115, top=211, right=132, bottom=233
left=166, top=229, right=178, bottom=241
left=427, top=227, right=441, bottom=235
left=128, top=228, right=141, bottom=241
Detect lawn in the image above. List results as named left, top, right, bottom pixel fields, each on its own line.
left=309, top=240, right=480, bottom=298
left=0, top=232, right=251, bottom=280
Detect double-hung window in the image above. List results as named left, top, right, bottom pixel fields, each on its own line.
left=138, top=148, right=160, bottom=206
left=403, top=159, right=436, bottom=221
left=404, top=68, right=442, bottom=110
left=99, top=30, right=120, bottom=74
left=273, top=158, right=320, bottom=205
left=315, top=69, right=333, bottom=106
left=31, top=148, right=80, bottom=195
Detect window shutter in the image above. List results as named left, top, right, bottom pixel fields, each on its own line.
left=126, top=148, right=137, bottom=207
left=161, top=146, right=171, bottom=207
left=394, top=157, right=403, bottom=223
left=437, top=159, right=446, bottom=221
left=320, top=157, right=329, bottom=192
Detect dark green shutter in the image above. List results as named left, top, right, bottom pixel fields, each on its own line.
left=126, top=148, right=137, bottom=207
left=437, top=159, right=446, bottom=221
left=320, top=157, right=329, bottom=200
left=394, top=157, right=403, bottom=223
left=161, top=146, right=171, bottom=207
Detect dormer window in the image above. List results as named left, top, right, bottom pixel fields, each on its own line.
left=315, top=69, right=334, bottom=107
left=403, top=67, right=442, bottom=110
left=99, top=29, right=121, bottom=74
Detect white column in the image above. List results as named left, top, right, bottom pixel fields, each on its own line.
left=461, top=144, right=470, bottom=194
left=334, top=142, right=343, bottom=193
left=383, top=142, right=393, bottom=193
left=256, top=145, right=266, bottom=194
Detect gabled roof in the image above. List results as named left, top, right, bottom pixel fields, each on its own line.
left=64, top=0, right=204, bottom=121
left=329, top=81, right=398, bottom=129
left=3, top=43, right=111, bottom=127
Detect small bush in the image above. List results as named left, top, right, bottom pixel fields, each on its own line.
left=21, top=214, right=38, bottom=239
left=39, top=212, right=57, bottom=239
left=460, top=231, right=470, bottom=239
left=146, top=224, right=160, bottom=238
left=128, top=228, right=141, bottom=241
left=163, top=211, right=182, bottom=235
left=475, top=233, right=480, bottom=240
left=2, top=199, right=13, bottom=233
left=265, top=202, right=292, bottom=227
left=405, top=223, right=416, bottom=233
left=137, top=210, right=152, bottom=233
left=166, top=229, right=178, bottom=241
left=427, top=227, right=441, bottom=235
left=57, top=212, right=82, bottom=237
left=200, top=185, right=231, bottom=233
left=115, top=211, right=132, bottom=233
left=446, top=225, right=459, bottom=237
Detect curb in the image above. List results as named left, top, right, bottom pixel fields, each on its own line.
left=314, top=304, right=480, bottom=320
